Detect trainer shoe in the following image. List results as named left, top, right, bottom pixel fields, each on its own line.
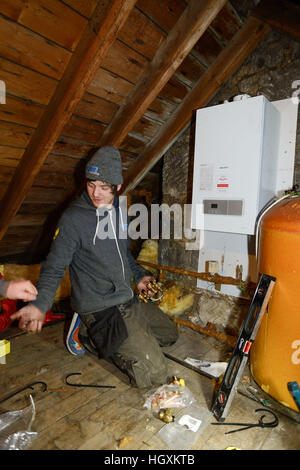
left=66, top=313, right=86, bottom=355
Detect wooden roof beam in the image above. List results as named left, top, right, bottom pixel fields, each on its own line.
left=98, top=0, right=228, bottom=148
left=0, top=0, right=137, bottom=240
left=253, top=0, right=300, bottom=41
left=121, top=16, right=271, bottom=194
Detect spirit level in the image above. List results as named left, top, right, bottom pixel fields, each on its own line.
left=211, top=273, right=276, bottom=421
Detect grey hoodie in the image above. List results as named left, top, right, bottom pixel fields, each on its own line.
left=32, top=190, right=148, bottom=316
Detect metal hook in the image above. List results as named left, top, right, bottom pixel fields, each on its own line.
left=211, top=408, right=279, bottom=434
left=255, top=408, right=279, bottom=428
left=0, top=381, right=47, bottom=405
left=65, top=372, right=116, bottom=389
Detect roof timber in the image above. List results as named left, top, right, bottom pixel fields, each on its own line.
left=97, top=0, right=227, bottom=147
left=121, top=16, right=271, bottom=193
left=54, top=0, right=229, bottom=200
left=0, top=0, right=298, bottom=262
left=0, top=0, right=137, bottom=241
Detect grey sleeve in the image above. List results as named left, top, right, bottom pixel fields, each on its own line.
left=31, top=215, right=79, bottom=314
left=123, top=204, right=153, bottom=285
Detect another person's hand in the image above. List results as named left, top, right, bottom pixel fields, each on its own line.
left=11, top=304, right=44, bottom=333
left=5, top=280, right=38, bottom=302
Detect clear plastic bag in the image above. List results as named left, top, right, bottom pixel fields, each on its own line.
left=0, top=394, right=38, bottom=450
left=158, top=404, right=212, bottom=450
left=143, top=384, right=196, bottom=411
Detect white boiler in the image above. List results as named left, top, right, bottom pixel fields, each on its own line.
left=191, top=95, right=282, bottom=235
left=191, top=95, right=298, bottom=297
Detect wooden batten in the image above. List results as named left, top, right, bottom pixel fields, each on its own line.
left=52, top=136, right=94, bottom=159
left=0, top=243, right=32, bottom=257
left=62, top=116, right=106, bottom=144
left=43, top=154, right=84, bottom=175
left=0, top=57, right=57, bottom=106
left=118, top=6, right=165, bottom=60
left=130, top=116, right=162, bottom=140
left=88, top=68, right=134, bottom=106
left=120, top=134, right=150, bottom=156
left=0, top=121, right=34, bottom=148
left=24, top=187, right=73, bottom=205
left=191, top=28, right=223, bottom=67
left=62, top=0, right=98, bottom=19
left=253, top=0, right=300, bottom=41
left=101, top=39, right=149, bottom=84
left=158, top=78, right=190, bottom=106
left=0, top=95, right=45, bottom=128
left=145, top=99, right=176, bottom=123
left=121, top=16, right=271, bottom=193
left=0, top=146, right=24, bottom=168
left=10, top=213, right=48, bottom=227
left=0, top=15, right=71, bottom=80
left=209, top=2, right=242, bottom=43
left=0, top=0, right=138, bottom=241
left=75, top=93, right=118, bottom=125
left=32, top=171, right=75, bottom=190
left=175, top=55, right=206, bottom=88
left=0, top=166, right=14, bottom=185
left=0, top=0, right=88, bottom=51
left=0, top=184, right=9, bottom=201
left=137, top=0, right=186, bottom=33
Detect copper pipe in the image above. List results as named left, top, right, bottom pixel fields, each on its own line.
left=136, top=260, right=256, bottom=290
left=136, top=259, right=245, bottom=349
left=173, top=317, right=237, bottom=348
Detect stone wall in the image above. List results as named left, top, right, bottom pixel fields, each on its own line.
left=159, top=123, right=198, bottom=286
left=211, top=29, right=300, bottom=182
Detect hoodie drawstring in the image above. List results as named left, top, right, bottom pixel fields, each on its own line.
left=109, top=210, right=125, bottom=280
left=93, top=208, right=100, bottom=245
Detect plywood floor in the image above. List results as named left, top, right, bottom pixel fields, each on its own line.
left=0, top=320, right=299, bottom=451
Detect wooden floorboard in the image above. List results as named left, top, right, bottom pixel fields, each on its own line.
left=1, top=321, right=299, bottom=451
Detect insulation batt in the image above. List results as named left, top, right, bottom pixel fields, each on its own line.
left=136, top=240, right=194, bottom=316
left=158, top=284, right=194, bottom=316
left=136, top=239, right=158, bottom=276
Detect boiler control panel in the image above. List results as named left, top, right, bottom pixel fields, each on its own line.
left=203, top=199, right=243, bottom=216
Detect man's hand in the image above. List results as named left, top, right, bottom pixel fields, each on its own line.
left=5, top=280, right=38, bottom=302
left=11, top=304, right=44, bottom=333
left=137, top=276, right=155, bottom=295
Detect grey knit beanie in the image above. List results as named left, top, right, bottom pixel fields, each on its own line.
left=85, top=146, right=123, bottom=185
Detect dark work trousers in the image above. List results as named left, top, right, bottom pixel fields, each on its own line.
left=78, top=298, right=178, bottom=389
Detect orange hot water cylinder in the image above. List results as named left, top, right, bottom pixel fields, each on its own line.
left=250, top=196, right=300, bottom=412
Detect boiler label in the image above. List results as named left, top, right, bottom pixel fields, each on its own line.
left=199, top=164, right=213, bottom=191
left=216, top=166, right=229, bottom=192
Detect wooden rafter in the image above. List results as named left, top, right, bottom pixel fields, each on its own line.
left=0, top=0, right=137, bottom=241
left=121, top=16, right=271, bottom=194
left=98, top=0, right=227, bottom=148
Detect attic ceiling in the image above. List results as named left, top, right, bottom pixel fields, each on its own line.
left=0, top=0, right=299, bottom=263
